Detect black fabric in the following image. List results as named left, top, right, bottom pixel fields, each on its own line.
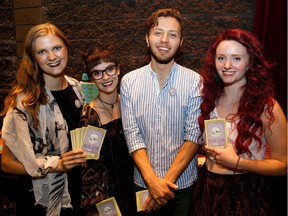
left=135, top=184, right=193, bottom=216
left=51, top=84, right=83, bottom=215
left=189, top=164, right=275, bottom=216
left=51, top=84, right=82, bottom=135
left=80, top=104, right=136, bottom=216
left=33, top=204, right=75, bottom=216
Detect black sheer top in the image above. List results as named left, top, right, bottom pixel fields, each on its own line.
left=79, top=104, right=136, bottom=216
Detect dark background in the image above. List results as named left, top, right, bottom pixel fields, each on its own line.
left=0, top=0, right=257, bottom=114
left=0, top=0, right=287, bottom=215
left=1, top=0, right=286, bottom=121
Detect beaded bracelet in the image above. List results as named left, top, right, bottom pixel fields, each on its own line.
left=234, top=156, right=240, bottom=173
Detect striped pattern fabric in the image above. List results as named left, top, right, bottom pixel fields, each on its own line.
left=120, top=62, right=202, bottom=189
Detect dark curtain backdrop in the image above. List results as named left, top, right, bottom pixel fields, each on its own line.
left=253, top=2, right=287, bottom=216
left=253, top=0, right=287, bottom=117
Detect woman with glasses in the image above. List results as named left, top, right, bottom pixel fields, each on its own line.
left=79, top=45, right=137, bottom=216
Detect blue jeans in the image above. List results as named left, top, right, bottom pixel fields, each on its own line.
left=135, top=184, right=193, bottom=216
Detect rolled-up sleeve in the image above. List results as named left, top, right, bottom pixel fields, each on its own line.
left=184, top=76, right=203, bottom=144
left=120, top=75, right=146, bottom=153
left=2, top=108, right=59, bottom=177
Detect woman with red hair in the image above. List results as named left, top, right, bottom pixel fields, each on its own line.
left=189, top=29, right=287, bottom=215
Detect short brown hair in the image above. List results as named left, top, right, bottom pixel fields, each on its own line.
left=145, top=8, right=184, bottom=38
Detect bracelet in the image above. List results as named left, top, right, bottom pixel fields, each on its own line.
left=234, top=156, right=240, bottom=173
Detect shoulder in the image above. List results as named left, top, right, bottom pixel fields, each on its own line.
left=65, top=75, right=82, bottom=93
left=176, top=64, right=201, bottom=80
left=81, top=104, right=93, bottom=116
left=14, top=93, right=26, bottom=110
left=271, top=100, right=286, bottom=123
left=80, top=104, right=100, bottom=127
left=262, top=99, right=285, bottom=121
left=174, top=64, right=202, bottom=91
left=122, top=65, right=149, bottom=81
left=262, top=98, right=286, bottom=133
left=65, top=75, right=80, bottom=85
left=65, top=75, right=85, bottom=104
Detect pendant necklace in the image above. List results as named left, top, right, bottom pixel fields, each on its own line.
left=98, top=97, right=116, bottom=120
left=98, top=96, right=118, bottom=108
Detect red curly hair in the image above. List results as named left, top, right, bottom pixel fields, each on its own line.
left=199, top=29, right=275, bottom=156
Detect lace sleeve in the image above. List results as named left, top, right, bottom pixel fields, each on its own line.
left=79, top=104, right=102, bottom=128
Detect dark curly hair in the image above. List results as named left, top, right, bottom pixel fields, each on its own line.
left=199, top=29, right=275, bottom=156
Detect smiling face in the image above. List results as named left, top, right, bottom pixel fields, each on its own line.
left=34, top=34, right=68, bottom=78
left=146, top=16, right=183, bottom=64
left=90, top=61, right=120, bottom=95
left=215, top=40, right=250, bottom=87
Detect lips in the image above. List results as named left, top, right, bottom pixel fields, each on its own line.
left=158, top=46, right=170, bottom=53
left=48, top=60, right=61, bottom=67
left=101, top=80, right=113, bottom=87
left=159, top=46, right=169, bottom=51
left=222, top=70, right=236, bottom=74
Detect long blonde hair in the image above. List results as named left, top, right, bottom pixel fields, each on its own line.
left=0, top=23, right=69, bottom=128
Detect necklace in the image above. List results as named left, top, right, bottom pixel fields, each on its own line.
left=98, top=96, right=118, bottom=108
left=98, top=97, right=116, bottom=120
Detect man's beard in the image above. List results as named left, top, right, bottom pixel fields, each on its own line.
left=150, top=46, right=179, bottom=64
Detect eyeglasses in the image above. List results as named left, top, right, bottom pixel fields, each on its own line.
left=90, top=64, right=117, bottom=80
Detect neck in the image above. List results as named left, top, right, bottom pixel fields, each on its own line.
left=98, top=93, right=118, bottom=108
left=223, top=85, right=244, bottom=103
left=44, top=75, right=67, bottom=91
left=150, top=59, right=174, bottom=76
left=150, top=61, right=174, bottom=88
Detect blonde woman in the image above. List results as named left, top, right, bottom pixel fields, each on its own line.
left=1, top=23, right=86, bottom=216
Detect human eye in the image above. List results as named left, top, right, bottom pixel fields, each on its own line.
left=233, top=57, right=241, bottom=61
left=36, top=50, right=46, bottom=55
left=216, top=56, right=225, bottom=62
left=54, top=45, right=62, bottom=51
left=92, top=70, right=102, bottom=77
left=106, top=66, right=114, bottom=72
left=169, top=32, right=178, bottom=38
left=153, top=30, right=162, bottom=36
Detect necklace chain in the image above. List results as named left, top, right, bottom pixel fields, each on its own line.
left=98, top=96, right=117, bottom=108
left=98, top=97, right=115, bottom=120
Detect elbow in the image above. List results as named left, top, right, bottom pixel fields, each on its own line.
left=1, top=159, right=11, bottom=173
left=274, top=162, right=287, bottom=176
left=280, top=158, right=287, bottom=176
left=279, top=165, right=287, bottom=176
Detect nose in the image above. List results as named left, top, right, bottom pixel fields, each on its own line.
left=224, top=60, right=232, bottom=69
left=102, top=71, right=110, bottom=79
left=47, top=51, right=56, bottom=60
left=161, top=33, right=169, bottom=43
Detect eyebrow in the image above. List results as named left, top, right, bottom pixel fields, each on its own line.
left=91, top=64, right=116, bottom=72
left=216, top=53, right=245, bottom=56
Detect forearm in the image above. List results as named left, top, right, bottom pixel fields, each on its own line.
left=133, top=148, right=178, bottom=210
left=1, top=143, right=28, bottom=175
left=165, top=141, right=199, bottom=183
left=132, top=148, right=158, bottom=184
left=237, top=157, right=287, bottom=176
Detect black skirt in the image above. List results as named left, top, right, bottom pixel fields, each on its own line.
left=189, top=164, right=274, bottom=216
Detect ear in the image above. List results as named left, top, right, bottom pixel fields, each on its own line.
left=180, top=38, right=183, bottom=47
left=145, top=34, right=149, bottom=47
left=116, top=64, right=121, bottom=75
left=246, top=62, right=250, bottom=71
